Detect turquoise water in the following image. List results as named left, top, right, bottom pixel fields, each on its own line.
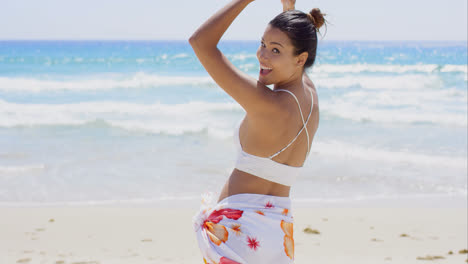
left=0, top=40, right=466, bottom=205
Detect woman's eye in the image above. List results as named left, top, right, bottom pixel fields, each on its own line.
left=273, top=48, right=280, bottom=54
left=260, top=42, right=266, bottom=48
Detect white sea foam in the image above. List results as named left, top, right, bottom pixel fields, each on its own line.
left=312, top=64, right=467, bottom=74
left=0, top=70, right=463, bottom=94
left=0, top=73, right=214, bottom=92
left=315, top=74, right=444, bottom=90
left=313, top=140, right=466, bottom=170
left=172, top=53, right=190, bottom=59
left=0, top=99, right=242, bottom=137
left=320, top=85, right=467, bottom=126
left=0, top=164, right=45, bottom=174
left=227, top=54, right=257, bottom=62
left=1, top=82, right=465, bottom=132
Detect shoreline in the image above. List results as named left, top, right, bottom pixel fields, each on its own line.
left=0, top=193, right=466, bottom=209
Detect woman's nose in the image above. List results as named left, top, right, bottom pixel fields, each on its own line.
left=258, top=49, right=268, bottom=60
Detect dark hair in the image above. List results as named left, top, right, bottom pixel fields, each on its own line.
left=269, top=8, right=326, bottom=69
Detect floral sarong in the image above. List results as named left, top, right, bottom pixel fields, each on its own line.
left=192, top=192, right=295, bottom=264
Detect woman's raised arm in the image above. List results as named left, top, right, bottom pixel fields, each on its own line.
left=189, top=0, right=281, bottom=116
left=281, top=0, right=296, bottom=11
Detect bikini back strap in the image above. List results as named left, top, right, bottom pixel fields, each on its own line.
left=268, top=88, right=313, bottom=159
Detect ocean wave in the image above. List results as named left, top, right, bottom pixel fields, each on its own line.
left=0, top=87, right=465, bottom=133
left=316, top=74, right=445, bottom=90
left=1, top=69, right=465, bottom=94
left=0, top=99, right=243, bottom=137
left=321, top=103, right=466, bottom=127
left=0, top=164, right=45, bottom=174
left=226, top=53, right=258, bottom=62
left=320, top=85, right=467, bottom=126
left=313, top=140, right=467, bottom=170
left=312, top=64, right=467, bottom=74
left=0, top=73, right=214, bottom=92
left=0, top=195, right=202, bottom=207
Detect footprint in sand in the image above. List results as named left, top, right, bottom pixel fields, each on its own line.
left=416, top=255, right=445, bottom=260
left=303, top=227, right=320, bottom=234
left=16, top=258, right=31, bottom=263
left=371, top=238, right=383, bottom=242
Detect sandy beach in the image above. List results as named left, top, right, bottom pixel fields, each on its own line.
left=1, top=202, right=466, bottom=264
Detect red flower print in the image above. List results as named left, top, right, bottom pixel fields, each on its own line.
left=247, top=236, right=260, bottom=251
left=255, top=210, right=265, bottom=216
left=265, top=201, right=275, bottom=208
left=282, top=208, right=289, bottom=216
left=201, top=208, right=243, bottom=247
left=220, top=257, right=241, bottom=264
left=207, top=208, right=244, bottom=224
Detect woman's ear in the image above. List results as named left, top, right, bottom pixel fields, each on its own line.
left=296, top=51, right=308, bottom=67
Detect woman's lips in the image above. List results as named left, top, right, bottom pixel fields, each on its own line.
left=260, top=65, right=273, bottom=76
left=260, top=69, right=273, bottom=76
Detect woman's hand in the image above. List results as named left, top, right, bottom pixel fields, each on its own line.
left=281, top=0, right=295, bottom=11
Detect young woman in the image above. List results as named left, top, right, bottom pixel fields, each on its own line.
left=190, top=0, right=326, bottom=263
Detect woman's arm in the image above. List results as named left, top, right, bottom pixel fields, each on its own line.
left=281, top=0, right=295, bottom=11
left=189, top=0, right=280, bottom=116
left=190, top=0, right=253, bottom=49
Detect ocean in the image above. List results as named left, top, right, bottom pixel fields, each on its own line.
left=0, top=40, right=466, bottom=207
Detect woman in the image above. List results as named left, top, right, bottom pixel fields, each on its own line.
left=190, top=0, right=325, bottom=263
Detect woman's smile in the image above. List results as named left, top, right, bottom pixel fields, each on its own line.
left=260, top=64, right=273, bottom=76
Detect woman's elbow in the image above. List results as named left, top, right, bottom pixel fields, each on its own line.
left=188, top=34, right=198, bottom=47
left=188, top=32, right=202, bottom=49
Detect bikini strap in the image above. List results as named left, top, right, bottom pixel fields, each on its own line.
left=268, top=88, right=313, bottom=159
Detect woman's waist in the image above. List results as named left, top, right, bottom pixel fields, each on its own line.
left=216, top=192, right=293, bottom=212
left=217, top=170, right=291, bottom=202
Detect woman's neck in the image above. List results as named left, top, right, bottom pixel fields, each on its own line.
left=273, top=70, right=304, bottom=92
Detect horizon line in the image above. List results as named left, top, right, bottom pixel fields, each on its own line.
left=0, top=38, right=466, bottom=43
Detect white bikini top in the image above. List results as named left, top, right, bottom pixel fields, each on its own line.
left=233, top=88, right=314, bottom=186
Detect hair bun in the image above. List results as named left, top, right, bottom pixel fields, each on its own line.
left=308, top=8, right=326, bottom=30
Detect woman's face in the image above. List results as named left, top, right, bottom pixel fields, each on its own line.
left=256, top=25, right=302, bottom=86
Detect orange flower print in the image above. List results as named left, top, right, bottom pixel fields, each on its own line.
left=265, top=201, right=275, bottom=208
left=282, top=208, right=289, bottom=216
left=255, top=210, right=265, bottom=216
left=230, top=223, right=242, bottom=236
left=247, top=236, right=260, bottom=251
left=219, top=257, right=241, bottom=264
left=281, top=220, right=294, bottom=260
left=204, top=221, right=229, bottom=246
left=202, top=208, right=243, bottom=246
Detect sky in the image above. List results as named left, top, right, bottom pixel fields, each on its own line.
left=0, top=0, right=466, bottom=41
